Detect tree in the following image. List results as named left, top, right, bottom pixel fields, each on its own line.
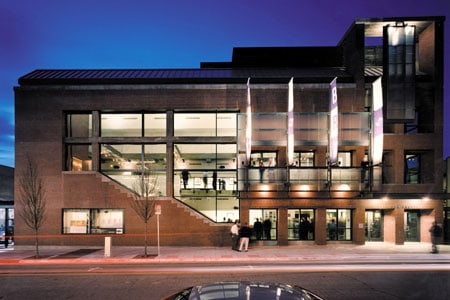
left=129, top=172, right=158, bottom=257
left=18, top=157, right=47, bottom=258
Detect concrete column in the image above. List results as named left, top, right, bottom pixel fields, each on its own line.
left=315, top=208, right=327, bottom=245
left=278, top=208, right=288, bottom=246
left=353, top=207, right=365, bottom=245
left=394, top=207, right=405, bottom=245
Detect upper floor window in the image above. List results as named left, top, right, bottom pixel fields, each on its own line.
left=101, top=113, right=142, bottom=137
left=405, top=153, right=420, bottom=184
left=338, top=151, right=352, bottom=167
left=174, top=112, right=236, bottom=137
left=101, top=113, right=166, bottom=137
left=294, top=151, right=314, bottom=167
left=66, top=113, right=92, bottom=137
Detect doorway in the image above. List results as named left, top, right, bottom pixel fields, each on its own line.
left=365, top=210, right=383, bottom=241
left=404, top=210, right=420, bottom=242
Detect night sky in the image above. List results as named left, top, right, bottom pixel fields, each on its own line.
left=1, top=0, right=449, bottom=168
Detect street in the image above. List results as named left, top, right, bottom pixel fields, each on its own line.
left=1, top=262, right=449, bottom=299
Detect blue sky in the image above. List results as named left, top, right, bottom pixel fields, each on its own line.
left=1, top=0, right=449, bottom=168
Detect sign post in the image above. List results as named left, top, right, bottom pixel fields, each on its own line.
left=155, top=204, right=161, bottom=256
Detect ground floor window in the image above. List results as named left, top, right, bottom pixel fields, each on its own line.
left=288, top=209, right=315, bottom=240
left=326, top=209, right=352, bottom=241
left=249, top=209, right=277, bottom=241
left=63, top=208, right=124, bottom=234
left=365, top=210, right=383, bottom=241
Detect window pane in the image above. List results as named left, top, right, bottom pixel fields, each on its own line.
left=174, top=113, right=215, bottom=136
left=144, top=113, right=166, bottom=136
left=67, top=145, right=92, bottom=171
left=91, top=209, right=124, bottom=234
left=217, top=113, right=236, bottom=136
left=101, top=113, right=142, bottom=137
left=327, top=209, right=352, bottom=241
left=63, top=209, right=89, bottom=234
left=101, top=144, right=166, bottom=196
left=66, top=113, right=92, bottom=137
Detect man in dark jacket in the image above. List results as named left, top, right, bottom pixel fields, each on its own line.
left=429, top=222, right=443, bottom=253
left=238, top=222, right=252, bottom=252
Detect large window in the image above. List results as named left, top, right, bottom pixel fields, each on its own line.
left=174, top=112, right=236, bottom=137
left=405, top=153, right=420, bottom=184
left=101, top=113, right=166, bottom=137
left=63, top=209, right=124, bottom=234
left=101, top=144, right=166, bottom=196
left=288, top=209, right=315, bottom=240
left=174, top=143, right=237, bottom=222
left=249, top=209, right=277, bottom=241
left=326, top=209, right=352, bottom=241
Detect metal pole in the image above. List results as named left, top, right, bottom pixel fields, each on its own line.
left=157, top=214, right=160, bottom=256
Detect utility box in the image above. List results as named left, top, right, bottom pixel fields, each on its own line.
left=104, top=236, right=112, bottom=257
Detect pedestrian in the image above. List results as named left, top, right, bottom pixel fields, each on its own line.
left=203, top=171, right=208, bottom=188
left=212, top=171, right=217, bottom=190
left=230, top=221, right=240, bottom=251
left=263, top=218, right=272, bottom=240
left=253, top=218, right=263, bottom=240
left=238, top=222, right=252, bottom=252
left=181, top=169, right=189, bottom=189
left=429, top=222, right=443, bottom=254
left=328, top=219, right=337, bottom=240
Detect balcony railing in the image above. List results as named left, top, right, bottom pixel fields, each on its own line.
left=238, top=166, right=380, bottom=193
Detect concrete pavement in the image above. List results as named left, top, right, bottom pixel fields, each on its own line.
left=1, top=242, right=450, bottom=265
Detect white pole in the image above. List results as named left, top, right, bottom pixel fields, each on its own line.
left=157, top=214, right=160, bottom=256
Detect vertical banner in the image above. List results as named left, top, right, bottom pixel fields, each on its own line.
left=371, top=77, right=383, bottom=165
left=329, top=77, right=338, bottom=165
left=246, top=78, right=252, bottom=165
left=287, top=77, right=294, bottom=166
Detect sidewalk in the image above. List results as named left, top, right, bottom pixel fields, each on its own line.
left=1, top=242, right=450, bottom=265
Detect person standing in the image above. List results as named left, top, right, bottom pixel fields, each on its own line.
left=263, top=218, right=272, bottom=240
left=429, top=222, right=443, bottom=254
left=253, top=218, right=263, bottom=240
left=238, top=222, right=252, bottom=252
left=181, top=169, right=189, bottom=189
left=230, top=221, right=240, bottom=251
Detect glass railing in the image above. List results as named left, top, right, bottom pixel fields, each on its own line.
left=238, top=166, right=381, bottom=193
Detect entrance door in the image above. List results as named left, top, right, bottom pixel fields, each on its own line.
left=404, top=210, right=420, bottom=242
left=249, top=209, right=277, bottom=241
left=365, top=210, right=383, bottom=241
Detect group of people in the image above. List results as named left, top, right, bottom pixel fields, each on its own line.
left=181, top=169, right=226, bottom=190
left=230, top=218, right=272, bottom=252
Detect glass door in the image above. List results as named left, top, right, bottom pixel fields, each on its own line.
left=365, top=210, right=383, bottom=241
left=404, top=210, right=420, bottom=242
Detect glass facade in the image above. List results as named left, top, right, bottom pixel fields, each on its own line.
left=65, top=111, right=238, bottom=223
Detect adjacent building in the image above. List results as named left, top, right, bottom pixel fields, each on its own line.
left=14, top=16, right=445, bottom=247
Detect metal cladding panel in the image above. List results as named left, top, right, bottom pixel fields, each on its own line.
left=18, top=68, right=353, bottom=86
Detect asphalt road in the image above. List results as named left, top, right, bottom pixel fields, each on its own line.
left=1, top=262, right=449, bottom=299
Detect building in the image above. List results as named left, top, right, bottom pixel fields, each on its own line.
left=14, top=16, right=445, bottom=247
left=0, top=165, right=14, bottom=247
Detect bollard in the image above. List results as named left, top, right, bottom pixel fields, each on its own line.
left=104, top=236, right=112, bottom=257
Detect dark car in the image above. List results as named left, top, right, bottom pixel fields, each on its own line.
left=162, top=281, right=324, bottom=300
